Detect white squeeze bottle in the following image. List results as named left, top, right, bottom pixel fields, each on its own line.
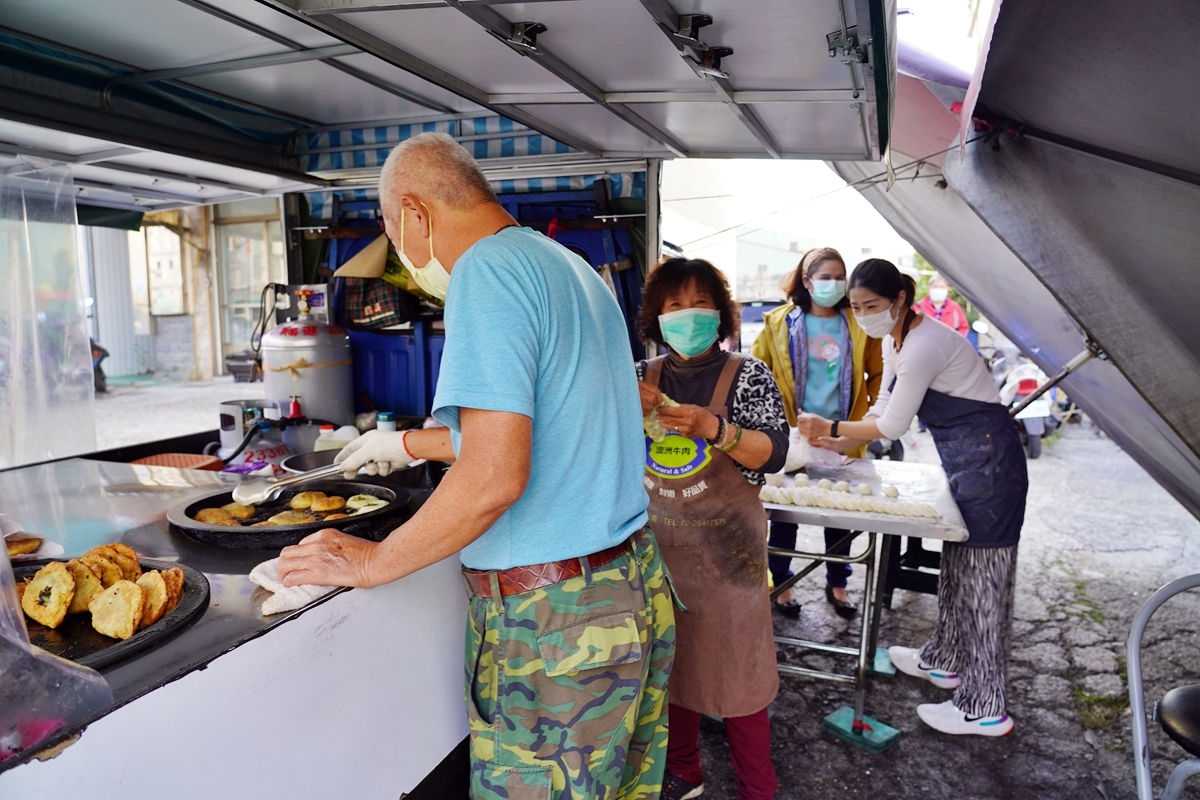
left=313, top=425, right=337, bottom=451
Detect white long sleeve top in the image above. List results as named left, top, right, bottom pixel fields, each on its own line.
left=867, top=316, right=1001, bottom=439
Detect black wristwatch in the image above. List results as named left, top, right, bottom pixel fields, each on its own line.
left=830, top=420, right=839, bottom=438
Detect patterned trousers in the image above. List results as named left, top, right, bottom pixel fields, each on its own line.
left=464, top=528, right=677, bottom=800
left=918, top=542, right=1018, bottom=717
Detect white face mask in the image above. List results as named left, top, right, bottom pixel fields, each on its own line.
left=854, top=301, right=899, bottom=339
left=397, top=202, right=450, bottom=301
left=929, top=287, right=949, bottom=304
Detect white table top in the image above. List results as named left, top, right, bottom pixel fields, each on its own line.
left=763, top=459, right=970, bottom=542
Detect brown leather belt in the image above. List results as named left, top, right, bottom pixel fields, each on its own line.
left=463, top=538, right=632, bottom=598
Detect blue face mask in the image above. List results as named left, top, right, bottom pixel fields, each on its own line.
left=659, top=308, right=721, bottom=357
left=810, top=279, right=847, bottom=308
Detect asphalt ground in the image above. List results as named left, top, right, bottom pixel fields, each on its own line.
left=93, top=376, right=263, bottom=451
left=697, top=424, right=1200, bottom=799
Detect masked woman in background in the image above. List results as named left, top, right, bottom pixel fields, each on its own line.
left=797, top=259, right=1028, bottom=737
left=638, top=257, right=788, bottom=800
left=752, top=248, right=882, bottom=619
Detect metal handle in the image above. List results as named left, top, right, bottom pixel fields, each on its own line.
left=267, top=462, right=344, bottom=488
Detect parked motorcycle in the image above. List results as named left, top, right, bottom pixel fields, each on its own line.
left=90, top=338, right=109, bottom=394
left=997, top=358, right=1059, bottom=459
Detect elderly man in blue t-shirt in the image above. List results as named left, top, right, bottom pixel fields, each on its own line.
left=278, top=132, right=675, bottom=800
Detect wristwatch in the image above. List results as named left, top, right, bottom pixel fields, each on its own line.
left=830, top=420, right=839, bottom=438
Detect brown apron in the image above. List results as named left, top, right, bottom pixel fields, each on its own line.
left=644, top=353, right=778, bottom=718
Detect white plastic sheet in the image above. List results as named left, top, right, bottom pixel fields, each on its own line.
left=0, top=546, right=113, bottom=763
left=0, top=155, right=97, bottom=468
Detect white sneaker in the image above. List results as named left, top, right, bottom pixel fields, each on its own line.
left=917, top=700, right=1014, bottom=737
left=887, top=645, right=961, bottom=689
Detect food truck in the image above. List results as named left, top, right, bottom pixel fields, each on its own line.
left=3, top=0, right=1200, bottom=796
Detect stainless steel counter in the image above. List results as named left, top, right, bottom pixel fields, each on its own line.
left=1, top=458, right=417, bottom=709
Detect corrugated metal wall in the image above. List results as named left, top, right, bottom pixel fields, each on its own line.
left=88, top=226, right=154, bottom=377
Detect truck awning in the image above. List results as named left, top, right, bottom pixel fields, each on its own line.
left=0, top=0, right=896, bottom=209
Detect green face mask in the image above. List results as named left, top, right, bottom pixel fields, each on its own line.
left=810, top=279, right=847, bottom=308
left=659, top=308, right=720, bottom=357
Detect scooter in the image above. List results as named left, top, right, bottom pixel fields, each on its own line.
left=998, top=359, right=1058, bottom=459
left=90, top=338, right=109, bottom=394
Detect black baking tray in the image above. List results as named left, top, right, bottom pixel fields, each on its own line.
left=16, top=557, right=210, bottom=670
left=166, top=480, right=410, bottom=550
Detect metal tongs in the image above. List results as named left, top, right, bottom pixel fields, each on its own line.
left=232, top=462, right=346, bottom=506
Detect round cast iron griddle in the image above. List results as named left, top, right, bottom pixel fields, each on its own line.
left=280, top=452, right=430, bottom=489
left=280, top=449, right=339, bottom=473
left=167, top=480, right=409, bottom=550
left=16, top=558, right=209, bottom=670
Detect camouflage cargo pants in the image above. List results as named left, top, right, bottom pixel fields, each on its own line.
left=464, top=527, right=677, bottom=800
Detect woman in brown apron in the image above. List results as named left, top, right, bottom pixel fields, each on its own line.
left=636, top=258, right=789, bottom=800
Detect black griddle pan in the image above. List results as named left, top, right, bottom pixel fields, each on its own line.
left=166, top=481, right=409, bottom=550
left=16, top=558, right=209, bottom=670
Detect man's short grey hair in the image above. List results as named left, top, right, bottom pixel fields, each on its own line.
left=379, top=132, right=498, bottom=214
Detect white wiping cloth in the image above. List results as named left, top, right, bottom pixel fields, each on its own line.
left=249, top=558, right=337, bottom=616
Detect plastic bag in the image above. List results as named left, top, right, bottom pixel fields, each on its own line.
left=0, top=549, right=113, bottom=763
left=784, top=427, right=813, bottom=473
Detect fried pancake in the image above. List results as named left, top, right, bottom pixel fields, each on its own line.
left=89, top=580, right=143, bottom=640
left=269, top=510, right=316, bottom=525
left=322, top=513, right=349, bottom=521
left=89, top=545, right=141, bottom=581
left=21, top=562, right=75, bottom=629
left=195, top=507, right=238, bottom=526
left=136, top=571, right=170, bottom=629
left=221, top=502, right=256, bottom=520
left=66, top=559, right=105, bottom=614
left=6, top=537, right=41, bottom=558
left=250, top=521, right=276, bottom=527
left=310, top=495, right=346, bottom=512
left=79, top=553, right=123, bottom=588
left=345, top=494, right=379, bottom=510
left=161, top=568, right=185, bottom=615
left=15, top=578, right=29, bottom=602
left=289, top=491, right=326, bottom=510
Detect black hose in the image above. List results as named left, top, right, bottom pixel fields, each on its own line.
left=250, top=283, right=289, bottom=358
left=221, top=423, right=266, bottom=465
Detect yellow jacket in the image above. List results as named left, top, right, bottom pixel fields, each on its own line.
left=751, top=303, right=884, bottom=460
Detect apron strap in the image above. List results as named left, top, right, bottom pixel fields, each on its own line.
left=710, top=353, right=745, bottom=409
left=644, top=356, right=667, bottom=389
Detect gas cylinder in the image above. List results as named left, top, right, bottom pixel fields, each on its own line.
left=261, top=313, right=354, bottom=431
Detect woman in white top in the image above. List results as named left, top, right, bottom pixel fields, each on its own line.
left=797, top=259, right=1028, bottom=738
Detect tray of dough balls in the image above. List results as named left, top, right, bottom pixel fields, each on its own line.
left=166, top=480, right=410, bottom=550
left=14, top=544, right=208, bottom=669
left=759, top=459, right=970, bottom=542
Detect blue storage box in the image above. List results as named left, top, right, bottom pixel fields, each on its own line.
left=349, top=325, right=445, bottom=417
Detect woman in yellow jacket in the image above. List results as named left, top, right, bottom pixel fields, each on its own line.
left=752, top=247, right=883, bottom=619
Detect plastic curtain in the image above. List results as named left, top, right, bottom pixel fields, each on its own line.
left=0, top=155, right=96, bottom=468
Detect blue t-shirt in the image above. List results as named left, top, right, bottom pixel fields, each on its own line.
left=802, top=314, right=843, bottom=421
left=432, top=227, right=649, bottom=570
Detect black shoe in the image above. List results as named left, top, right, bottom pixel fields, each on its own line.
left=661, top=772, right=705, bottom=800
left=773, top=597, right=802, bottom=618
left=825, top=586, right=858, bottom=619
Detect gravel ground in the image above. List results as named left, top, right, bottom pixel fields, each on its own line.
left=697, top=424, right=1200, bottom=800
left=93, top=377, right=262, bottom=451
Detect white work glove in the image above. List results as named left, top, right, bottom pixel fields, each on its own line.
left=334, top=429, right=416, bottom=479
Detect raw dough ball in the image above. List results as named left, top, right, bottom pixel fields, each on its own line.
left=883, top=484, right=899, bottom=498
left=765, top=472, right=783, bottom=487
left=759, top=486, right=772, bottom=502
left=834, top=480, right=850, bottom=493
left=817, top=478, right=833, bottom=490
left=857, top=483, right=872, bottom=496
left=793, top=474, right=810, bottom=488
